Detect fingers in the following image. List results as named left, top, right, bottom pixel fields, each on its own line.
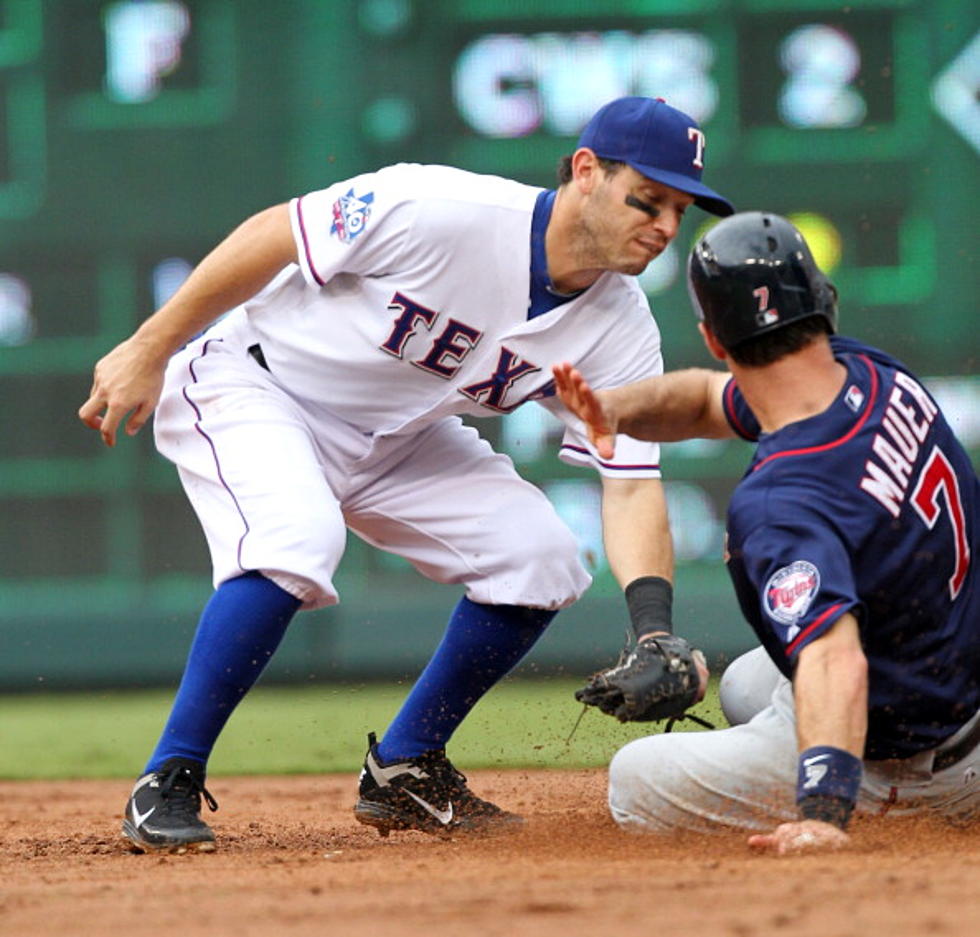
left=551, top=361, right=573, bottom=395
left=552, top=362, right=592, bottom=414
left=77, top=397, right=104, bottom=432
left=78, top=346, right=162, bottom=446
left=589, top=432, right=616, bottom=462
left=552, top=362, right=587, bottom=420
left=748, top=832, right=816, bottom=856
left=97, top=405, right=124, bottom=447
left=552, top=362, right=599, bottom=420
left=748, top=822, right=850, bottom=856
left=78, top=394, right=126, bottom=447
left=551, top=362, right=617, bottom=461
left=126, top=400, right=154, bottom=437
left=78, top=361, right=116, bottom=444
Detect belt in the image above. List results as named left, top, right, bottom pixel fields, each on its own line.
left=933, top=710, right=980, bottom=771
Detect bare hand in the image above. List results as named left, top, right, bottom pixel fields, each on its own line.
left=77, top=335, right=170, bottom=447
left=748, top=820, right=850, bottom=856
left=551, top=362, right=618, bottom=460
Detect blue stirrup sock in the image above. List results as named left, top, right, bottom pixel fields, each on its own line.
left=376, top=596, right=557, bottom=762
left=145, top=571, right=301, bottom=773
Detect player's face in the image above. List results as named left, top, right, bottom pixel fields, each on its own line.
left=580, top=166, right=694, bottom=275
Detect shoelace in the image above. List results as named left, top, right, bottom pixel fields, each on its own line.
left=159, top=766, right=219, bottom=815
left=416, top=753, right=472, bottom=797
left=428, top=758, right=503, bottom=813
left=417, top=753, right=465, bottom=790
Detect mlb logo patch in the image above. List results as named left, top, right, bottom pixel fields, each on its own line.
left=330, top=187, right=374, bottom=244
left=844, top=384, right=865, bottom=412
left=755, top=308, right=779, bottom=327
left=764, top=560, right=820, bottom=629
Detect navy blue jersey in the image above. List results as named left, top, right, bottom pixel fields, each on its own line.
left=723, top=335, right=979, bottom=759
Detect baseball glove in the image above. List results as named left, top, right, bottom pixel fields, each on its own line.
left=576, top=634, right=705, bottom=723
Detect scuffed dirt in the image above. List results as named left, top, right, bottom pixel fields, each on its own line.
left=1, top=770, right=977, bottom=936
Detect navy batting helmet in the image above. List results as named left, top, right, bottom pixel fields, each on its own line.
left=687, top=211, right=838, bottom=350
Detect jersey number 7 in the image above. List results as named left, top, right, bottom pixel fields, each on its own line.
left=911, top=445, right=972, bottom=600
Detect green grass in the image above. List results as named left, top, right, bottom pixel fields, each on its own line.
left=0, top=677, right=725, bottom=780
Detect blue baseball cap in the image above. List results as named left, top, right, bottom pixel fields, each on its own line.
left=578, top=96, right=734, bottom=217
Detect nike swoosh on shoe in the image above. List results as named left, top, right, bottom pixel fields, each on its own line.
left=405, top=790, right=454, bottom=825
left=132, top=805, right=156, bottom=828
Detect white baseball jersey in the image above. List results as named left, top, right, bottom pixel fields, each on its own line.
left=207, top=162, right=665, bottom=479
left=157, top=163, right=672, bottom=609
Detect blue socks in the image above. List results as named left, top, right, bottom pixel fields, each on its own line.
left=145, top=572, right=301, bottom=773
left=145, top=582, right=554, bottom=772
left=376, top=597, right=556, bottom=761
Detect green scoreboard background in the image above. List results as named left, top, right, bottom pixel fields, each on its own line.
left=0, top=0, right=977, bottom=688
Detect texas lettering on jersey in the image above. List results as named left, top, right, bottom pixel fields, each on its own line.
left=379, top=290, right=542, bottom=413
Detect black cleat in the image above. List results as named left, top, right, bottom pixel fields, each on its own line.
left=354, top=732, right=524, bottom=837
left=121, top=757, right=219, bottom=853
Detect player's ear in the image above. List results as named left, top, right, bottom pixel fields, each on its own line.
left=570, top=148, right=602, bottom=193
left=698, top=322, right=727, bottom=362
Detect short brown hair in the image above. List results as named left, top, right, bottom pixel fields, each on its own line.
left=726, top=316, right=832, bottom=367
left=556, top=155, right=626, bottom=185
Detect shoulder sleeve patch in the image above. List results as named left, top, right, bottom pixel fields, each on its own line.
left=764, top=560, right=821, bottom=637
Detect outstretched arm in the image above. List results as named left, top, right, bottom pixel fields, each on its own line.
left=551, top=363, right=733, bottom=459
left=749, top=613, right=868, bottom=855
left=79, top=203, right=296, bottom=447
left=584, top=475, right=709, bottom=716
left=601, top=476, right=674, bottom=589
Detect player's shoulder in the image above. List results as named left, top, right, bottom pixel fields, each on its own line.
left=589, top=269, right=652, bottom=319
left=728, top=475, right=828, bottom=541
left=373, top=162, right=540, bottom=210
left=830, top=333, right=909, bottom=375
left=571, top=276, right=660, bottom=386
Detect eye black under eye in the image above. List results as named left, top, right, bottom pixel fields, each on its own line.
left=624, top=194, right=660, bottom=218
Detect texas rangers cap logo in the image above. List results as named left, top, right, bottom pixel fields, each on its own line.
left=764, top=560, right=820, bottom=628
left=330, top=187, right=374, bottom=244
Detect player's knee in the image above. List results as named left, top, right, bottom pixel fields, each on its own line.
left=462, top=511, right=589, bottom=608
left=609, top=736, right=665, bottom=790
left=240, top=506, right=346, bottom=606
left=506, top=522, right=587, bottom=606
left=607, top=736, right=678, bottom=831
left=719, top=646, right=783, bottom=726
left=510, top=517, right=581, bottom=575
left=270, top=512, right=344, bottom=570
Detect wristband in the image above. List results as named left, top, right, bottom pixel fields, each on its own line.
left=625, top=576, right=673, bottom=640
left=797, top=794, right=855, bottom=829
left=796, top=745, right=862, bottom=829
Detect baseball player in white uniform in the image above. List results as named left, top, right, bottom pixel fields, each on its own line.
left=79, top=97, right=733, bottom=852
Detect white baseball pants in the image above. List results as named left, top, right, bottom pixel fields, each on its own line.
left=609, top=646, right=980, bottom=832
left=153, top=332, right=591, bottom=611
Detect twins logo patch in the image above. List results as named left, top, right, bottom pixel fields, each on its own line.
left=330, top=188, right=374, bottom=244
left=764, top=560, right=820, bottom=628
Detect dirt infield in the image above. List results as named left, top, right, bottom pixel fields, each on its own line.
left=2, top=769, right=978, bottom=937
